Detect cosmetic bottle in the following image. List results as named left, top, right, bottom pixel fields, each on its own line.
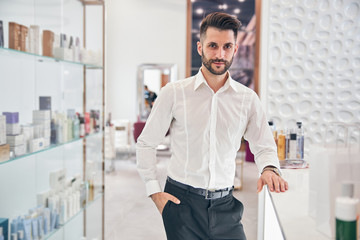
left=289, top=132, right=297, bottom=159
left=79, top=116, right=85, bottom=138
left=67, top=117, right=73, bottom=141
left=0, top=20, right=4, bottom=47
left=0, top=227, right=4, bottom=240
left=268, top=120, right=277, bottom=146
left=335, top=196, right=359, bottom=240
left=277, top=130, right=286, bottom=161
left=11, top=232, right=17, bottom=240
left=73, top=115, right=80, bottom=139
left=285, top=129, right=290, bottom=159
left=296, top=122, right=304, bottom=160
left=17, top=230, right=24, bottom=240
left=60, top=197, right=67, bottom=225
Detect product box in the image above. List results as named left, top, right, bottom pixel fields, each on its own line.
left=20, top=25, right=28, bottom=52
left=53, top=47, right=73, bottom=61
left=33, top=119, right=51, bottom=128
left=6, top=123, right=20, bottom=135
left=33, top=110, right=51, bottom=120
left=39, top=96, right=51, bottom=111
left=42, top=30, right=54, bottom=57
left=2, top=112, right=19, bottom=124
left=0, top=218, right=9, bottom=240
left=0, top=144, right=10, bottom=162
left=29, top=25, right=40, bottom=54
left=43, top=137, right=50, bottom=147
left=6, top=134, right=25, bottom=146
left=29, top=138, right=44, bottom=153
left=0, top=20, right=4, bottom=48
left=10, top=144, right=26, bottom=156
left=21, top=124, right=34, bottom=141
left=0, top=115, right=5, bottom=145
left=9, top=22, right=20, bottom=50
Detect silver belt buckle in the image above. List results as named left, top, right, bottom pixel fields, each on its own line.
left=205, top=189, right=215, bottom=200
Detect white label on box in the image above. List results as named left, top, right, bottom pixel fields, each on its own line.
left=29, top=138, right=45, bottom=153
left=6, top=123, right=20, bottom=135
left=10, top=144, right=26, bottom=156
left=33, top=110, right=51, bottom=120
left=6, top=134, right=25, bottom=146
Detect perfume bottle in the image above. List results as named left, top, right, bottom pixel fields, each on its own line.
left=296, top=122, right=304, bottom=159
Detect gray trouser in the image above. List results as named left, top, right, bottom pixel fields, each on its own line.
left=162, top=179, right=247, bottom=240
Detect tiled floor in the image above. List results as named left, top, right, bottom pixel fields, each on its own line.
left=104, top=153, right=259, bottom=240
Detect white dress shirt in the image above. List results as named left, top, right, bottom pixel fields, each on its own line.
left=136, top=69, right=280, bottom=196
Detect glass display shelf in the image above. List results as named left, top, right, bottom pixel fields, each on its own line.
left=44, top=193, right=104, bottom=240
left=0, top=47, right=103, bottom=69
left=0, top=132, right=102, bottom=166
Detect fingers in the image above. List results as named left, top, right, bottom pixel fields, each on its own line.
left=164, top=192, right=180, bottom=204
left=260, top=172, right=289, bottom=193
left=257, top=178, right=264, bottom=193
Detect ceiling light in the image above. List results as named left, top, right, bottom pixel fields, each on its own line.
left=195, top=8, right=204, bottom=15
left=234, top=8, right=241, bottom=14
left=238, top=0, right=245, bottom=2
left=223, top=4, right=228, bottom=10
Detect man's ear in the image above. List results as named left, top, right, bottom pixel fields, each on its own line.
left=197, top=41, right=202, bottom=56
left=234, top=43, right=239, bottom=56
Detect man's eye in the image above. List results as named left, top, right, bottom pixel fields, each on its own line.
left=224, top=45, right=232, bottom=49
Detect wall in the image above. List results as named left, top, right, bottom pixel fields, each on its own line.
left=260, top=0, right=360, bottom=146
left=106, top=0, right=187, bottom=122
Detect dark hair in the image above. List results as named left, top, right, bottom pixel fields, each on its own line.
left=200, top=12, right=241, bottom=42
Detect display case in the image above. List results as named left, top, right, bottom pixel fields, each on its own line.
left=0, top=0, right=104, bottom=239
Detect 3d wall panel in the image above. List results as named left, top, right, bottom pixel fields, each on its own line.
left=265, top=0, right=360, bottom=146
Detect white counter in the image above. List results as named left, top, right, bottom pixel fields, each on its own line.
left=258, top=168, right=330, bottom=240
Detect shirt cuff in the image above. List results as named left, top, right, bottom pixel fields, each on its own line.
left=145, top=180, right=162, bottom=197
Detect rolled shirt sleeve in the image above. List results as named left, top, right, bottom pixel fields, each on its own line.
left=136, top=83, right=174, bottom=196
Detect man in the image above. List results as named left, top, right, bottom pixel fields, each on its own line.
left=137, top=12, right=288, bottom=240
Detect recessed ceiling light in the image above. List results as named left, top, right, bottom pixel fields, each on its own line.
left=238, top=0, right=245, bottom=2
left=195, top=8, right=204, bottom=14
left=223, top=4, right=228, bottom=10
left=234, top=8, right=241, bottom=14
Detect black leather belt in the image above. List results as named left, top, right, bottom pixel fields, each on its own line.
left=167, top=177, right=233, bottom=200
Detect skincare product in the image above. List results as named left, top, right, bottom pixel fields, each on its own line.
left=42, top=30, right=54, bottom=57
left=31, top=219, right=38, bottom=240
left=19, top=25, right=28, bottom=52
left=17, top=230, right=24, bottom=240
left=72, top=116, right=80, bottom=139
left=21, top=219, right=31, bottom=240
left=0, top=218, right=8, bottom=240
left=289, top=133, right=297, bottom=159
left=33, top=110, right=51, bottom=120
left=6, top=134, right=25, bottom=146
left=29, top=25, right=40, bottom=54
left=10, top=144, right=26, bottom=157
left=79, top=116, right=85, bottom=138
left=9, top=22, right=20, bottom=50
left=277, top=130, right=286, bottom=161
left=335, top=196, right=359, bottom=240
left=0, top=20, right=4, bottom=47
left=296, top=122, right=304, bottom=159
left=285, top=129, right=290, bottom=159
left=10, top=233, right=17, bottom=240
left=0, top=115, right=5, bottom=145
left=37, top=216, right=43, bottom=239
left=3, top=112, right=19, bottom=124
left=0, top=227, right=4, bottom=240
left=0, top=144, right=10, bottom=162
left=39, top=97, right=51, bottom=111
left=29, top=138, right=44, bottom=153
left=6, top=124, right=20, bottom=135
left=43, top=208, right=50, bottom=234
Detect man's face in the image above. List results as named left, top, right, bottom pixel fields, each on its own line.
left=197, top=27, right=238, bottom=76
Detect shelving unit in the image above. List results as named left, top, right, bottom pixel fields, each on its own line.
left=0, top=0, right=105, bottom=239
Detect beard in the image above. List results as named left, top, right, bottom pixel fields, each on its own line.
left=201, top=50, right=234, bottom=75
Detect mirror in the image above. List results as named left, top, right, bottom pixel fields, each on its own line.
left=137, top=63, right=177, bottom=121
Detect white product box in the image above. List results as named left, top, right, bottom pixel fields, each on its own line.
left=54, top=47, right=73, bottom=61
left=50, top=168, right=66, bottom=189
left=6, top=134, right=25, bottom=146
left=29, top=138, right=45, bottom=153
left=33, top=110, right=51, bottom=120
left=33, top=119, right=51, bottom=127
left=10, top=143, right=26, bottom=156
left=43, top=137, right=50, bottom=147
left=43, top=127, right=51, bottom=138
left=0, top=116, right=5, bottom=145
left=6, top=123, right=20, bottom=135
left=21, top=124, right=34, bottom=141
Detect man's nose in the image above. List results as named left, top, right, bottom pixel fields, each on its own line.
left=215, top=48, right=225, bottom=59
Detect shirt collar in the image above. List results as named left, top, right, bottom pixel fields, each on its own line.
left=194, top=68, right=238, bottom=93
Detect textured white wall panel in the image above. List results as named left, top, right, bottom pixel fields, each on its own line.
left=264, top=0, right=360, bottom=146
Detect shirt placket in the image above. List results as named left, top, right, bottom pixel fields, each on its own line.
left=208, top=93, right=218, bottom=189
